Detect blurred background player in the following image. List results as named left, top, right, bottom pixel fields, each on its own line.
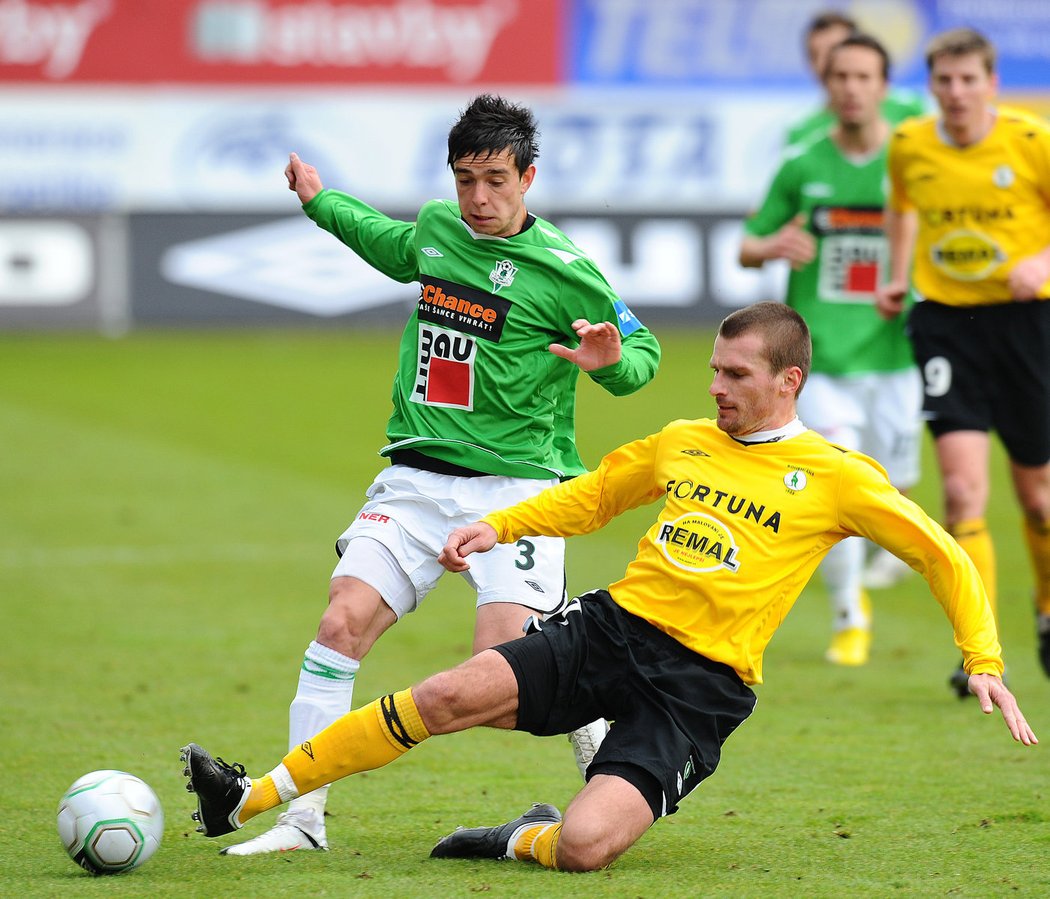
left=785, top=10, right=925, bottom=593
left=786, top=9, right=926, bottom=150
left=740, top=34, right=922, bottom=666
left=878, top=28, right=1050, bottom=694
left=222, top=94, right=661, bottom=855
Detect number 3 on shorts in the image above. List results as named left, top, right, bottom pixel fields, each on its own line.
left=514, top=538, right=536, bottom=570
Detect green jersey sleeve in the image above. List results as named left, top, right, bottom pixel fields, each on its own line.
left=744, top=157, right=800, bottom=238
left=302, top=189, right=419, bottom=284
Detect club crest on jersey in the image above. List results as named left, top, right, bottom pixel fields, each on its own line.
left=656, top=512, right=740, bottom=573
left=784, top=470, right=808, bottom=492
left=993, top=165, right=1014, bottom=189
left=489, top=259, right=517, bottom=292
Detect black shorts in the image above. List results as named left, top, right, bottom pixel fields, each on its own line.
left=908, top=299, right=1050, bottom=466
left=493, top=590, right=756, bottom=820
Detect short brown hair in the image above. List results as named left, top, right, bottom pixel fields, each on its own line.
left=825, top=33, right=891, bottom=82
left=925, top=28, right=996, bottom=74
left=806, top=10, right=857, bottom=40
left=717, top=302, right=811, bottom=396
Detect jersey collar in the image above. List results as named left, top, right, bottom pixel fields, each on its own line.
left=731, top=416, right=807, bottom=445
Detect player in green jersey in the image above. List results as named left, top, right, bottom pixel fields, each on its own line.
left=785, top=10, right=925, bottom=150
left=740, top=35, right=922, bottom=667
left=219, top=95, right=661, bottom=856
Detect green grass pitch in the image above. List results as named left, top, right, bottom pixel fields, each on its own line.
left=1, top=328, right=1047, bottom=897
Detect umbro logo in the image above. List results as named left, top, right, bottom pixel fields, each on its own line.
left=300, top=741, right=315, bottom=760
left=421, top=247, right=444, bottom=257
left=525, top=580, right=545, bottom=593
left=682, top=449, right=711, bottom=457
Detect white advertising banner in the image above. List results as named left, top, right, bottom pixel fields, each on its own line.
left=0, top=87, right=818, bottom=213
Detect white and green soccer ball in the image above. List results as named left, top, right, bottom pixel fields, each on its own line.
left=57, top=770, right=164, bottom=875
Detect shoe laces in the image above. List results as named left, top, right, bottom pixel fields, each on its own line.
left=214, top=756, right=247, bottom=778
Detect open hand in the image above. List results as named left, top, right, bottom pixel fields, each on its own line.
left=968, top=673, right=1038, bottom=745
left=549, top=319, right=622, bottom=372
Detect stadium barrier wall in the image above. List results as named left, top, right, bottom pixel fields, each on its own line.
left=0, top=210, right=787, bottom=330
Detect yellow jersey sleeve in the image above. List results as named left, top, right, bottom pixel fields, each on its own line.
left=482, top=427, right=669, bottom=541
left=835, top=455, right=1001, bottom=677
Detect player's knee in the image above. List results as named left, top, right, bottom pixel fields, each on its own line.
left=315, top=583, right=372, bottom=656
left=555, top=823, right=623, bottom=872
left=1017, top=481, right=1050, bottom=521
left=410, top=672, right=470, bottom=735
left=941, top=472, right=986, bottom=518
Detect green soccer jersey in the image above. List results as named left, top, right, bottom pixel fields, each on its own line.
left=744, top=135, right=913, bottom=376
left=304, top=191, right=661, bottom=479
left=785, top=90, right=926, bottom=150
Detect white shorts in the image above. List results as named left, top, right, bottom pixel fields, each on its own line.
left=332, top=465, right=567, bottom=619
left=798, top=369, right=923, bottom=489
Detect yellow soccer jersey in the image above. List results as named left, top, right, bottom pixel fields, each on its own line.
left=887, top=108, right=1050, bottom=305
left=483, top=418, right=1001, bottom=685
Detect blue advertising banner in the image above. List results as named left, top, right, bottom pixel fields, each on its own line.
left=569, top=0, right=1050, bottom=90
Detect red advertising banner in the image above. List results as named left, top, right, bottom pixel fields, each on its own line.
left=0, top=0, right=561, bottom=85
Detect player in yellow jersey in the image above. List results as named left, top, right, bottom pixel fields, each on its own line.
left=180, top=303, right=1035, bottom=873
left=878, top=28, right=1050, bottom=693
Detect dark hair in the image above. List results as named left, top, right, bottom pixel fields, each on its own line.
left=718, top=302, right=811, bottom=396
left=446, top=94, right=540, bottom=174
left=925, top=27, right=996, bottom=74
left=825, top=32, right=891, bottom=81
left=806, top=10, right=857, bottom=40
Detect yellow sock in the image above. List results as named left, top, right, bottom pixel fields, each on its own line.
left=241, top=775, right=280, bottom=822
left=238, top=689, right=430, bottom=825
left=950, top=518, right=997, bottom=621
left=285, top=689, right=430, bottom=793
left=513, top=821, right=562, bottom=869
left=1023, top=516, right=1050, bottom=617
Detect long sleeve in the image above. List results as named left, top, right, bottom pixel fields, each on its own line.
left=483, top=431, right=665, bottom=540
left=837, top=456, right=1002, bottom=676
left=303, top=189, right=419, bottom=284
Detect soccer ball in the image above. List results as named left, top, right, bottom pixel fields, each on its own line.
left=56, top=770, right=164, bottom=875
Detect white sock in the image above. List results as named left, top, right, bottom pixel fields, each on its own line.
left=821, top=537, right=868, bottom=631
left=286, top=640, right=359, bottom=818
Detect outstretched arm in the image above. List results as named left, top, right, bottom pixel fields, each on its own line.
left=968, top=674, right=1038, bottom=745
left=549, top=319, right=622, bottom=371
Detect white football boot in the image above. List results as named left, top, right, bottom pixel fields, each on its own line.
left=568, top=719, right=610, bottom=779
left=220, top=808, right=328, bottom=855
